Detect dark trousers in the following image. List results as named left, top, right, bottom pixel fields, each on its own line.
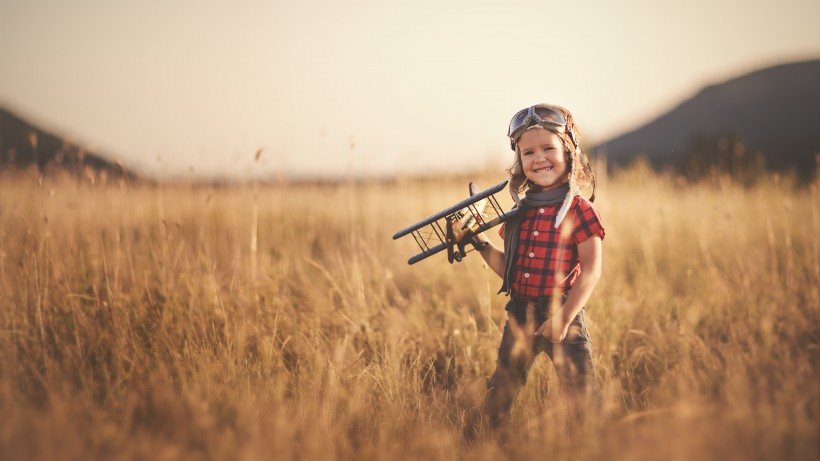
left=484, top=296, right=597, bottom=425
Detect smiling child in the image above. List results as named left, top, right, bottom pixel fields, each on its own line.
left=461, top=103, right=605, bottom=426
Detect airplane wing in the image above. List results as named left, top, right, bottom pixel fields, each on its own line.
left=392, top=180, right=518, bottom=265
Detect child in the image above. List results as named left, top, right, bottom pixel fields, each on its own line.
left=458, top=103, right=604, bottom=426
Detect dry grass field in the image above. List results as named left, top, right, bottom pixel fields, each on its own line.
left=0, top=165, right=817, bottom=460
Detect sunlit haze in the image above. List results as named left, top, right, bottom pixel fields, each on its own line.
left=1, top=0, right=818, bottom=180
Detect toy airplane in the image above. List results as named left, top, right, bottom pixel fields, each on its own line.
left=392, top=180, right=518, bottom=265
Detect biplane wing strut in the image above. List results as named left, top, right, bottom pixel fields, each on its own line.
left=392, top=180, right=518, bottom=265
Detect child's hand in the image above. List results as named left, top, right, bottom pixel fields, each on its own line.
left=534, top=316, right=569, bottom=343
left=447, top=220, right=469, bottom=244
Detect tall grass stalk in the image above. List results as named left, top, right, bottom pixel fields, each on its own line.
left=0, top=167, right=816, bottom=460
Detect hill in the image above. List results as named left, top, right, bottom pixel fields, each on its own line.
left=0, top=106, right=137, bottom=183
left=597, top=60, right=820, bottom=177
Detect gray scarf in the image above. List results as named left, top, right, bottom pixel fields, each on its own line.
left=521, top=184, right=570, bottom=207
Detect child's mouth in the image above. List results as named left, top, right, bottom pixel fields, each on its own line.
left=534, top=166, right=553, bottom=174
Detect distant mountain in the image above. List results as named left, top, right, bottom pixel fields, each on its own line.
left=0, top=107, right=137, bottom=183
left=597, top=59, right=820, bottom=177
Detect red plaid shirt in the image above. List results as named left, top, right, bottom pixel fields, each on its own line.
left=500, top=197, right=605, bottom=299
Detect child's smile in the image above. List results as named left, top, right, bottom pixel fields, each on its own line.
left=517, top=128, right=568, bottom=190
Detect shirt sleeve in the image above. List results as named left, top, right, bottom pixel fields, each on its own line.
left=572, top=197, right=605, bottom=244
left=498, top=222, right=505, bottom=239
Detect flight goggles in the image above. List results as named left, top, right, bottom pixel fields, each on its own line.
left=507, top=104, right=577, bottom=150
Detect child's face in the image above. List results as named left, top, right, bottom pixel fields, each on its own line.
left=517, top=128, right=568, bottom=190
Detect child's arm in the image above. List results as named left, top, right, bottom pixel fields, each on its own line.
left=449, top=225, right=505, bottom=278
left=474, top=234, right=505, bottom=278
left=535, top=235, right=603, bottom=341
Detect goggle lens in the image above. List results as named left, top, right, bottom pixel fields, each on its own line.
left=507, top=105, right=568, bottom=138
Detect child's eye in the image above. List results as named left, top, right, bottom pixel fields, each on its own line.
left=522, top=151, right=534, bottom=156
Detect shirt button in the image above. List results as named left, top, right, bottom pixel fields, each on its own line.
left=529, top=252, right=535, bottom=258
left=533, top=231, right=539, bottom=236
left=539, top=208, right=544, bottom=213
left=524, top=273, right=530, bottom=278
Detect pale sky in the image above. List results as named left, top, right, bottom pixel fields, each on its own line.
left=1, top=0, right=818, bottom=180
